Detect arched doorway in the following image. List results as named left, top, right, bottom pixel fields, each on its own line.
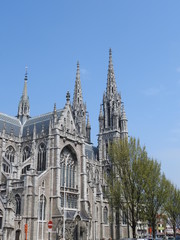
left=15, top=230, right=21, bottom=240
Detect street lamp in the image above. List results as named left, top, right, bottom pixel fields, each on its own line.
left=62, top=154, right=70, bottom=240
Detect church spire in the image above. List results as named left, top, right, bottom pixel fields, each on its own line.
left=17, top=67, right=30, bottom=124
left=72, top=61, right=88, bottom=139
left=73, top=61, right=83, bottom=108
left=106, top=48, right=118, bottom=98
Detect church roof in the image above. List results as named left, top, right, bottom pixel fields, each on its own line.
left=85, top=143, right=98, bottom=161
left=0, top=109, right=63, bottom=138
left=0, top=113, right=21, bottom=137
left=22, top=109, right=62, bottom=137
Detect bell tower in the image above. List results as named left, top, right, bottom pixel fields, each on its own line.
left=98, top=49, right=128, bottom=162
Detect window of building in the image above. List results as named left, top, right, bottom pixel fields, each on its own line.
left=60, top=146, right=78, bottom=210
left=5, top=146, right=15, bottom=162
left=15, top=194, right=21, bottom=215
left=2, top=163, right=10, bottom=173
left=23, top=146, right=31, bottom=162
left=39, top=194, right=46, bottom=220
left=60, top=148, right=76, bottom=189
left=37, top=143, right=46, bottom=171
left=22, top=165, right=30, bottom=174
left=122, top=210, right=127, bottom=225
left=61, top=193, right=77, bottom=209
left=103, top=206, right=108, bottom=224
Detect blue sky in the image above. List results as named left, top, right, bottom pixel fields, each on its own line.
left=0, top=1, right=180, bottom=187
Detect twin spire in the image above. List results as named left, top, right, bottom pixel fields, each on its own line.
left=106, top=48, right=118, bottom=99
left=72, top=61, right=91, bottom=142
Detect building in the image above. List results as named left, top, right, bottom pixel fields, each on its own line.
left=0, top=49, right=128, bottom=240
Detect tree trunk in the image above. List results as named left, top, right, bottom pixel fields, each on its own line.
left=173, top=224, right=176, bottom=238
left=152, top=222, right=156, bottom=239
left=132, top=223, right=136, bottom=239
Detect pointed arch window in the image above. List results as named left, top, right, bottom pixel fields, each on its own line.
left=122, top=210, right=127, bottom=225
left=2, top=163, right=10, bottom=173
left=15, top=194, right=21, bottom=215
left=23, top=146, right=31, bottom=162
left=60, top=146, right=78, bottom=209
left=103, top=206, right=108, bottom=224
left=37, top=143, right=46, bottom=171
left=39, top=194, right=46, bottom=220
left=60, top=149, right=76, bottom=189
left=5, top=146, right=15, bottom=162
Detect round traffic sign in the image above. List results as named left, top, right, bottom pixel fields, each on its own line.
left=48, top=220, right=53, bottom=229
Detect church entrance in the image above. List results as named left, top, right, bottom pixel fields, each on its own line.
left=15, top=230, right=21, bottom=240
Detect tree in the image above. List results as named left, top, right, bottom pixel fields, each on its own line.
left=164, top=184, right=180, bottom=237
left=142, top=159, right=170, bottom=239
left=107, top=137, right=149, bottom=238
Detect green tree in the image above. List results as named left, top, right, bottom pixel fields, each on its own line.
left=108, top=137, right=148, bottom=238
left=164, top=184, right=180, bottom=237
left=143, top=159, right=170, bottom=239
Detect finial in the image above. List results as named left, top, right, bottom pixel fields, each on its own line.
left=54, top=103, right=57, bottom=112
left=25, top=66, right=28, bottom=81
left=66, top=91, right=70, bottom=103
left=77, top=61, right=80, bottom=69
left=109, top=48, right=113, bottom=67
left=76, top=61, right=80, bottom=80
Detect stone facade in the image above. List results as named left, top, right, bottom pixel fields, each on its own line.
left=0, top=49, right=129, bottom=240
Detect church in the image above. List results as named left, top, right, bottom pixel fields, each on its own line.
left=0, top=49, right=128, bottom=240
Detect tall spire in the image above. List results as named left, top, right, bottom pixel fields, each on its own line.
left=17, top=67, right=30, bottom=124
left=72, top=61, right=87, bottom=139
left=73, top=61, right=83, bottom=108
left=106, top=48, right=118, bottom=98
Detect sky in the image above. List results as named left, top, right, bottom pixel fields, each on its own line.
left=0, top=1, right=180, bottom=187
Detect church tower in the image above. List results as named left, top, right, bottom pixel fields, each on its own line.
left=72, top=61, right=91, bottom=143
left=98, top=49, right=128, bottom=162
left=17, top=68, right=30, bottom=124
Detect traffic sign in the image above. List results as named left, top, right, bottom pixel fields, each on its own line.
left=48, top=220, right=53, bottom=229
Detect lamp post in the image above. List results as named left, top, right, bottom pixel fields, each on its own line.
left=63, top=154, right=70, bottom=240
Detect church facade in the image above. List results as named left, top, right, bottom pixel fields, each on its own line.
left=0, top=49, right=128, bottom=240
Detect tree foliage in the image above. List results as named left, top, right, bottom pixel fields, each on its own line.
left=107, top=136, right=172, bottom=239
left=108, top=137, right=149, bottom=238
left=164, top=184, right=180, bottom=237
left=142, top=160, right=170, bottom=238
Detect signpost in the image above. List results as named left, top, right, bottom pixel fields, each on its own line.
left=48, top=220, right=53, bottom=240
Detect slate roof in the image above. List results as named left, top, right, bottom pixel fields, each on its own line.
left=22, top=109, right=62, bottom=137
left=0, top=109, right=63, bottom=138
left=0, top=113, right=21, bottom=137
left=85, top=143, right=98, bottom=161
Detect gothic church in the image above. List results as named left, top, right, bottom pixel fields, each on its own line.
left=0, top=49, right=128, bottom=240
